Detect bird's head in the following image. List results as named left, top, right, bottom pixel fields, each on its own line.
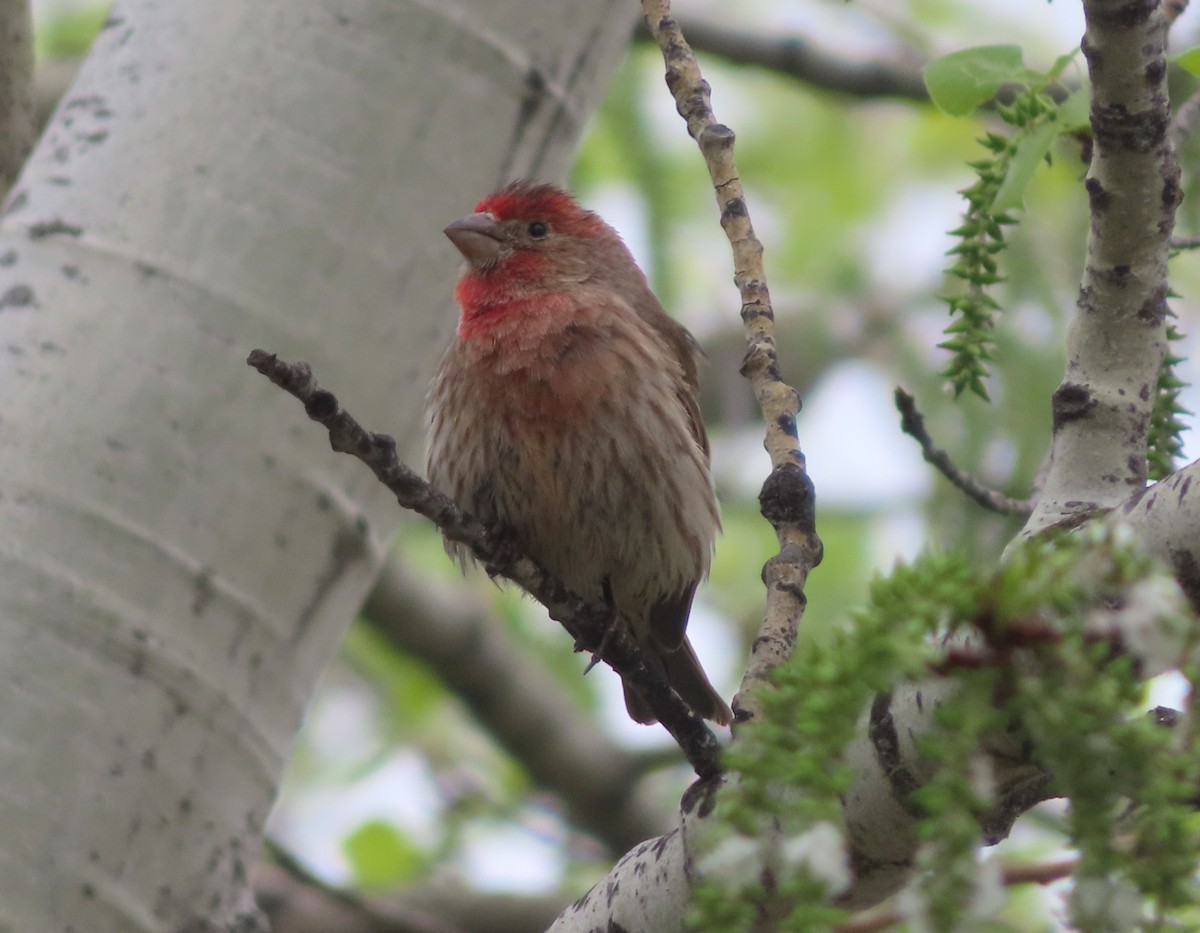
left=444, top=181, right=611, bottom=290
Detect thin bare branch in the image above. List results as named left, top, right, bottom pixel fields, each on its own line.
left=895, top=387, right=1034, bottom=516
left=834, top=855, right=1078, bottom=932
left=256, top=856, right=565, bottom=933
left=1169, top=234, right=1200, bottom=252
left=246, top=350, right=722, bottom=779
left=635, top=16, right=928, bottom=102
left=640, top=0, right=821, bottom=726
left=1169, top=88, right=1200, bottom=148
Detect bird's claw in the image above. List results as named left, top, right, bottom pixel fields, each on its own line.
left=582, top=609, right=622, bottom=675
left=483, top=524, right=524, bottom=578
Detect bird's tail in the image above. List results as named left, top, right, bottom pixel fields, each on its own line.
left=623, top=637, right=733, bottom=726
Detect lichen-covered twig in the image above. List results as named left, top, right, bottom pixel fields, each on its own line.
left=641, top=0, right=821, bottom=724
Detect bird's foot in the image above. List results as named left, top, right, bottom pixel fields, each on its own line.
left=482, top=523, right=524, bottom=579
left=582, top=608, right=622, bottom=674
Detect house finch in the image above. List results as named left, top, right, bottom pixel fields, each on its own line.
left=426, top=181, right=731, bottom=726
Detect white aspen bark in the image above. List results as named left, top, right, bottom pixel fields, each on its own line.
left=548, top=823, right=694, bottom=932
left=1120, top=459, right=1200, bottom=611
left=0, top=1, right=636, bottom=930
left=1025, top=0, right=1178, bottom=533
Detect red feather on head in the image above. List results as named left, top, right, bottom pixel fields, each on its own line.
left=474, top=181, right=599, bottom=235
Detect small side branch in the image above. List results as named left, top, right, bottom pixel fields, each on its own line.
left=246, top=350, right=721, bottom=779
left=257, top=850, right=566, bottom=933
left=1169, top=234, right=1200, bottom=252
left=895, top=387, right=1033, bottom=516
left=636, top=16, right=928, bottom=102
left=834, top=856, right=1078, bottom=932
left=641, top=0, right=822, bottom=724
left=1169, top=88, right=1200, bottom=148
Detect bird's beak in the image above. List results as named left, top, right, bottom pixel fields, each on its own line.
left=444, top=212, right=503, bottom=267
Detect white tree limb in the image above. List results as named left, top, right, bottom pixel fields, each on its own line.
left=1026, top=0, right=1179, bottom=533
left=1117, top=458, right=1200, bottom=614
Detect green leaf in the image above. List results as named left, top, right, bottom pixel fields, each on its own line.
left=343, top=820, right=426, bottom=888
left=992, top=119, right=1059, bottom=212
left=1058, top=87, right=1092, bottom=133
left=924, top=45, right=1026, bottom=116
left=35, top=7, right=109, bottom=59
left=1046, top=48, right=1081, bottom=82
left=1172, top=46, right=1200, bottom=79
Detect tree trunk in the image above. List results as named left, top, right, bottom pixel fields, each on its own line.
left=0, top=1, right=636, bottom=929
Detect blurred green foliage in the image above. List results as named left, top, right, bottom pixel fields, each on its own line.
left=33, top=3, right=108, bottom=60
left=343, top=819, right=428, bottom=889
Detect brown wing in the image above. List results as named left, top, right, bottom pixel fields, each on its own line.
left=649, top=585, right=697, bottom=652
left=677, top=378, right=710, bottom=461
left=633, top=286, right=716, bottom=647
left=592, top=234, right=711, bottom=459
left=635, top=290, right=711, bottom=461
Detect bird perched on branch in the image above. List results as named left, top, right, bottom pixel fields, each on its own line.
left=426, top=181, right=731, bottom=726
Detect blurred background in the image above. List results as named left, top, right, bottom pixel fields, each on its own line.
left=26, top=0, right=1200, bottom=927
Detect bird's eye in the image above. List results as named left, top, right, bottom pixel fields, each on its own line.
left=527, top=221, right=549, bottom=238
